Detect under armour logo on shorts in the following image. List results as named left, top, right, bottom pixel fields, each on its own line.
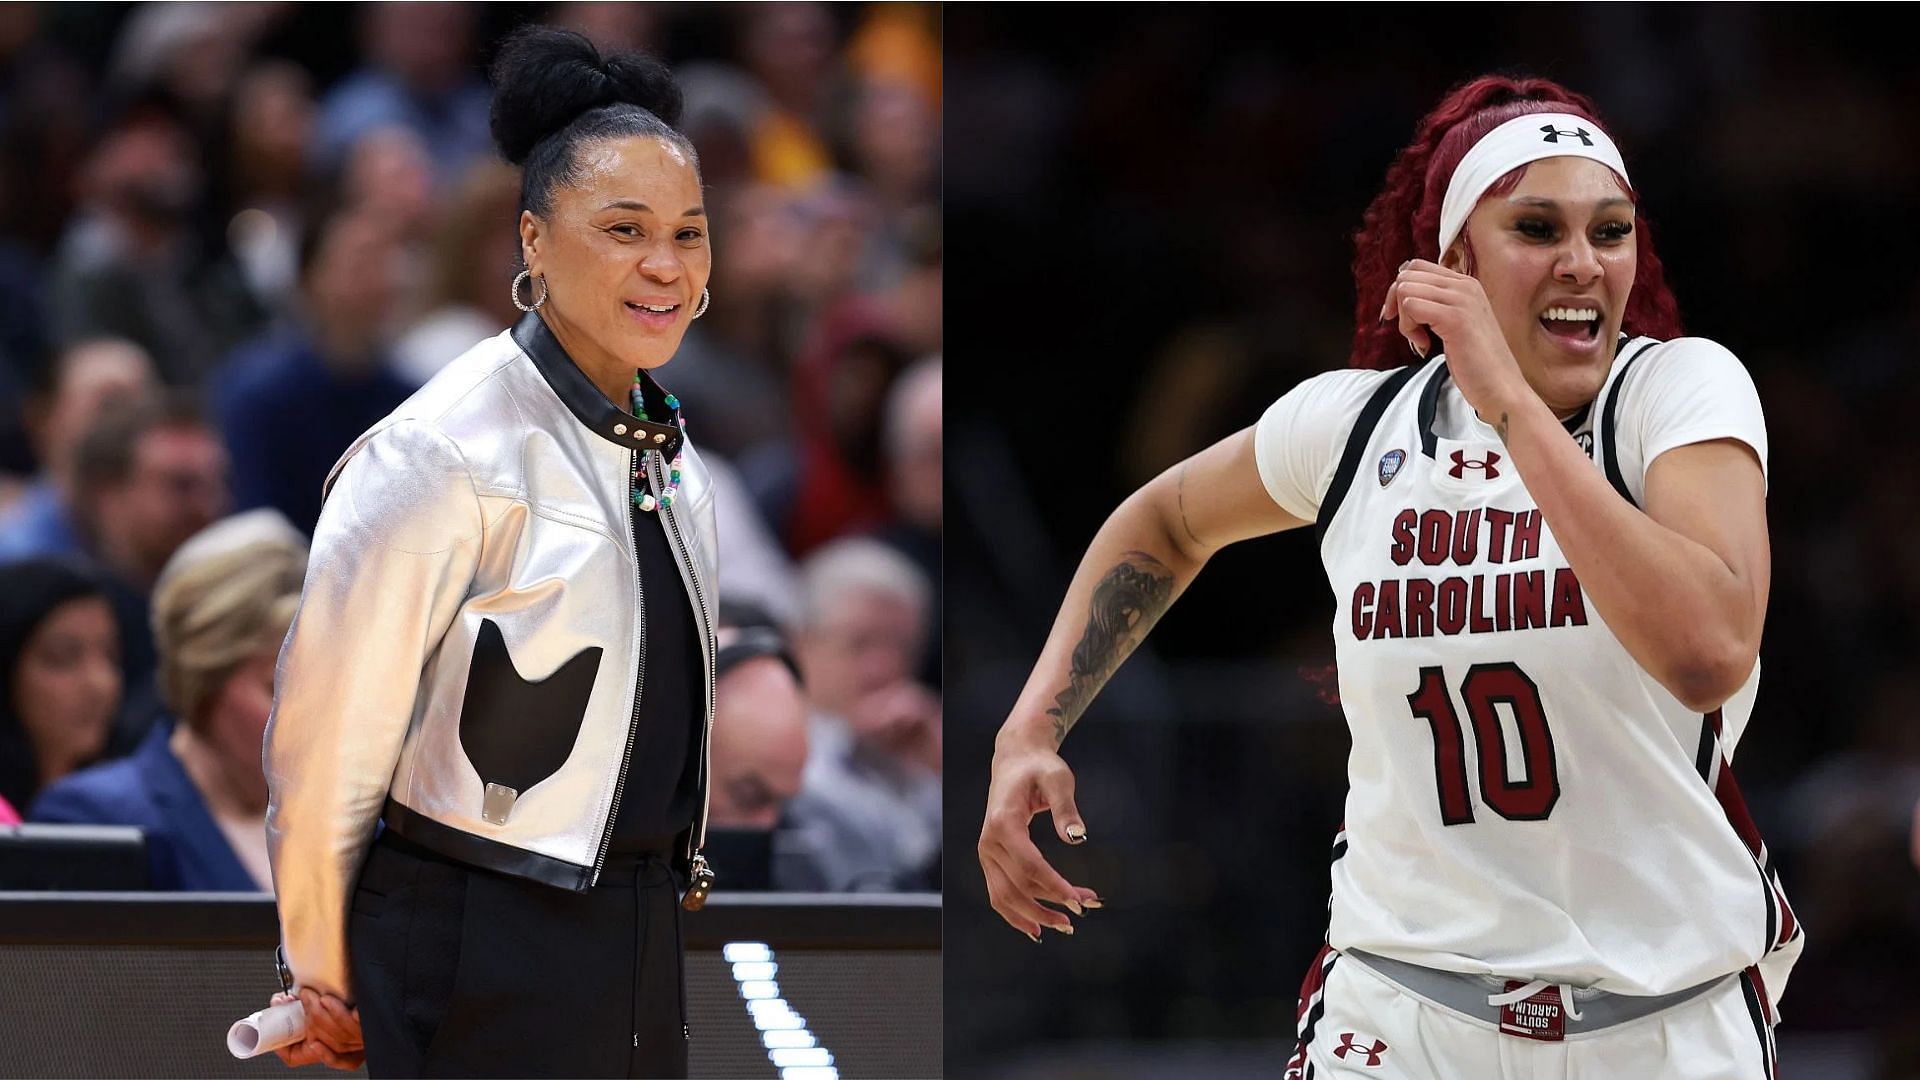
left=1449, top=449, right=1502, bottom=479
left=1540, top=124, right=1594, bottom=146
left=1334, top=1032, right=1389, bottom=1066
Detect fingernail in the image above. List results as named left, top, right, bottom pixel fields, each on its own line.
left=1409, top=339, right=1426, bottom=360
left=1065, top=824, right=1086, bottom=843
left=1083, top=897, right=1104, bottom=909
left=1057, top=923, right=1074, bottom=935
left=1066, top=899, right=1084, bottom=916
left=1026, top=931, right=1041, bottom=944
left=1399, top=259, right=1411, bottom=272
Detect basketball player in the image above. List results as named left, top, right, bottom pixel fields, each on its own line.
left=978, top=74, right=1800, bottom=1078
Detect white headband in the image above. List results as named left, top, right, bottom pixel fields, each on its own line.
left=1437, top=112, right=1630, bottom=257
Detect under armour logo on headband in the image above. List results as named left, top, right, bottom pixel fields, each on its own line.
left=1439, top=112, right=1630, bottom=255
left=1539, top=124, right=1594, bottom=146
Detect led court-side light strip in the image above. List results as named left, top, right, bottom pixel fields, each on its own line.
left=725, top=941, right=838, bottom=1080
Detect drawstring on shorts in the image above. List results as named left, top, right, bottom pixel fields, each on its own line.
left=1487, top=979, right=1584, bottom=1020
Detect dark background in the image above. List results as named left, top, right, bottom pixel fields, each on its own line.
left=944, top=6, right=1920, bottom=1078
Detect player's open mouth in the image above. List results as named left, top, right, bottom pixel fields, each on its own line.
left=1538, top=306, right=1600, bottom=344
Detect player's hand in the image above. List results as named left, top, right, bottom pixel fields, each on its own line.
left=1381, top=259, right=1534, bottom=422
left=979, top=734, right=1103, bottom=941
left=270, top=989, right=366, bottom=1071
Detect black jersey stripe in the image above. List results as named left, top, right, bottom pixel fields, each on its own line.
left=1415, top=362, right=1449, bottom=458
left=1598, top=338, right=1661, bottom=507
left=1697, top=710, right=1781, bottom=960
left=1740, top=970, right=1777, bottom=1080
left=1298, top=950, right=1340, bottom=1064
left=1761, top=869, right=1780, bottom=964
left=1316, top=364, right=1423, bottom=548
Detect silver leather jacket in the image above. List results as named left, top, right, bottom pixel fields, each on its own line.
left=264, top=314, right=718, bottom=999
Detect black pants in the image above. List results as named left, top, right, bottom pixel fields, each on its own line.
left=348, top=829, right=689, bottom=1078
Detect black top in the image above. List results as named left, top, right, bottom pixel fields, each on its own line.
left=606, top=428, right=703, bottom=855
left=504, top=312, right=702, bottom=860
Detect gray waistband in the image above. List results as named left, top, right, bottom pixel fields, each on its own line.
left=1343, top=949, right=1729, bottom=1034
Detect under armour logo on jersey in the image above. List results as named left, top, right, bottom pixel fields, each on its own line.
left=1449, top=449, right=1502, bottom=479
left=1378, top=448, right=1406, bottom=488
left=1540, top=124, right=1594, bottom=146
left=1335, top=1033, right=1389, bottom=1067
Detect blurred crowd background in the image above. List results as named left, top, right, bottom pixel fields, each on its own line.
left=0, top=1, right=941, bottom=900
left=945, top=7, right=1920, bottom=1079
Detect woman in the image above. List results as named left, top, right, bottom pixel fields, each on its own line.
left=980, top=75, right=1799, bottom=1077
left=29, top=510, right=305, bottom=892
left=263, top=27, right=720, bottom=1078
left=0, top=558, right=122, bottom=814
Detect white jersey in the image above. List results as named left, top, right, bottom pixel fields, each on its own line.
left=1254, top=336, right=1800, bottom=1008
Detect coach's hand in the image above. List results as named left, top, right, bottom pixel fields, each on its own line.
left=271, top=989, right=365, bottom=1071
left=980, top=736, right=1103, bottom=941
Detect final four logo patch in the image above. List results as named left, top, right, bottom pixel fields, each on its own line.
left=1378, top=449, right=1406, bottom=488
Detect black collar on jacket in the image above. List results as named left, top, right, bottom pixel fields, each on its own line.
left=512, top=311, right=685, bottom=458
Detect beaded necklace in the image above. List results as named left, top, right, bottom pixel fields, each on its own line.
left=630, top=371, right=685, bottom=512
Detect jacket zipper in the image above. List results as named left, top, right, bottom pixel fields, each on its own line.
left=591, top=448, right=648, bottom=887
left=652, top=450, right=716, bottom=909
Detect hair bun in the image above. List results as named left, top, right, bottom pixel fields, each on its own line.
left=489, top=25, right=683, bottom=167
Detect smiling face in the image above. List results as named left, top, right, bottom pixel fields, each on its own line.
left=520, top=135, right=710, bottom=375
left=1449, top=156, right=1638, bottom=416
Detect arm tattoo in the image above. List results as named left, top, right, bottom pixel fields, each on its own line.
left=1046, top=550, right=1176, bottom=746
left=1176, top=461, right=1204, bottom=548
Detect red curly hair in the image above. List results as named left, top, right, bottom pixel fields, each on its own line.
left=1348, top=74, right=1685, bottom=370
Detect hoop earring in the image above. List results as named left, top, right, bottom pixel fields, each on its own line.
left=691, top=287, right=710, bottom=320
left=511, top=270, right=548, bottom=312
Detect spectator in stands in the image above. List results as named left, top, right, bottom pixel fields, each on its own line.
left=874, top=354, right=940, bottom=685
left=340, top=125, right=437, bottom=246
left=660, top=182, right=805, bottom=459
left=787, top=537, right=939, bottom=890
left=712, top=623, right=809, bottom=831
left=737, top=2, right=839, bottom=190
left=48, top=111, right=264, bottom=385
left=220, top=60, right=318, bottom=317
left=0, top=558, right=121, bottom=814
left=548, top=1, right=662, bottom=55
left=703, top=609, right=822, bottom=889
left=30, top=510, right=305, bottom=891
left=846, top=71, right=939, bottom=292
left=0, top=338, right=159, bottom=564
left=752, top=305, right=912, bottom=556
left=72, top=393, right=230, bottom=598
left=214, top=201, right=415, bottom=535
left=0, top=3, right=93, bottom=255
left=103, top=3, right=280, bottom=138
left=311, top=2, right=493, bottom=186
left=68, top=392, right=229, bottom=728
left=390, top=160, right=522, bottom=386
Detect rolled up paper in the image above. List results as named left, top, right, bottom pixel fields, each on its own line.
left=227, top=1000, right=307, bottom=1059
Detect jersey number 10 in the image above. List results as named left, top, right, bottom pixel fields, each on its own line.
left=1406, top=663, right=1561, bottom=824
